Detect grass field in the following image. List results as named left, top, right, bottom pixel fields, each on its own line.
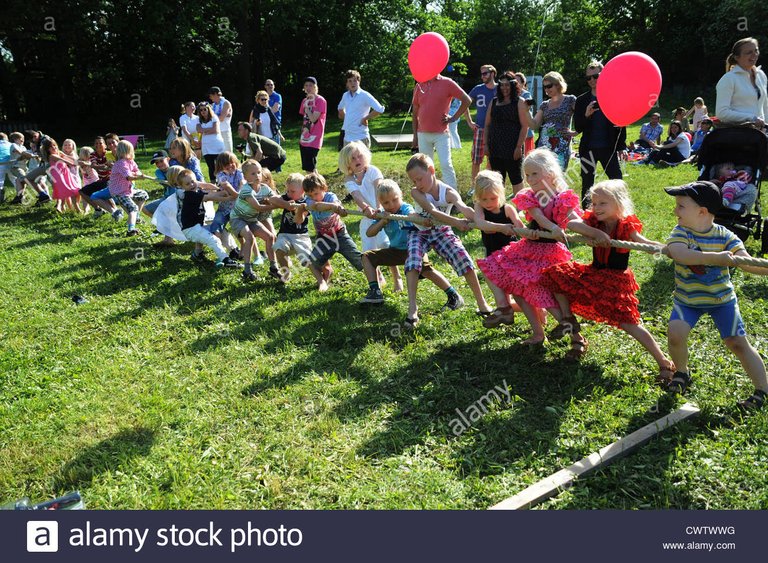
left=1, top=115, right=767, bottom=510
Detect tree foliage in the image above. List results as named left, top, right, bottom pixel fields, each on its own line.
left=0, top=0, right=765, bottom=136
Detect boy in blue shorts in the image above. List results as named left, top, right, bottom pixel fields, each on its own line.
left=665, top=181, right=768, bottom=411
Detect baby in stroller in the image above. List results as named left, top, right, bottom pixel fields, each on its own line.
left=712, top=162, right=758, bottom=213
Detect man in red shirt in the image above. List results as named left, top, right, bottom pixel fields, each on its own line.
left=411, top=74, right=471, bottom=189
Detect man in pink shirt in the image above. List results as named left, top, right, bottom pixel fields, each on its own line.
left=411, top=74, right=471, bottom=189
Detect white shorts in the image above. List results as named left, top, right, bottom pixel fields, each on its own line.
left=274, top=233, right=313, bottom=264
left=359, top=217, right=390, bottom=252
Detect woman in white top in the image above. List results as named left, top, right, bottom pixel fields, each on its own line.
left=179, top=101, right=201, bottom=158
left=644, top=121, right=690, bottom=166
left=196, top=102, right=226, bottom=181
left=715, top=37, right=768, bottom=128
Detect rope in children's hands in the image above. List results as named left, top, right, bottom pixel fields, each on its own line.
left=343, top=208, right=768, bottom=271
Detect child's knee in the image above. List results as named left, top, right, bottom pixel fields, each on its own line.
left=723, top=336, right=751, bottom=354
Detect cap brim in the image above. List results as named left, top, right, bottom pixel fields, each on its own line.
left=664, top=186, right=689, bottom=196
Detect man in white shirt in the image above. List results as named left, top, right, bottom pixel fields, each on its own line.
left=337, top=70, right=385, bottom=147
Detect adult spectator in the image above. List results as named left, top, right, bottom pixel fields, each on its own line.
left=209, top=86, right=234, bottom=152
left=265, top=79, right=283, bottom=131
left=466, top=64, right=498, bottom=179
left=168, top=138, right=205, bottom=181
left=643, top=120, right=690, bottom=166
left=574, top=60, right=626, bottom=202
left=298, top=76, right=327, bottom=173
left=237, top=122, right=287, bottom=172
left=249, top=90, right=282, bottom=144
left=179, top=101, right=201, bottom=157
left=634, top=113, right=663, bottom=149
left=483, top=71, right=528, bottom=192
left=196, top=102, right=226, bottom=181
left=525, top=71, right=577, bottom=171
left=411, top=73, right=470, bottom=189
left=337, top=69, right=385, bottom=147
left=672, top=107, right=690, bottom=133
left=515, top=72, right=535, bottom=154
left=715, top=37, right=768, bottom=129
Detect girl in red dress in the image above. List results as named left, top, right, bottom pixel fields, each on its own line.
left=542, top=180, right=676, bottom=380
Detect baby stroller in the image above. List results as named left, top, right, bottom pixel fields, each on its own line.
left=695, top=126, right=768, bottom=253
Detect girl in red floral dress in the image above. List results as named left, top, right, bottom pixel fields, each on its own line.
left=542, top=180, right=676, bottom=379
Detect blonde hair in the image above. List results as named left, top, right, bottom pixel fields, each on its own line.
left=587, top=180, right=634, bottom=218
left=165, top=165, right=186, bottom=187
left=62, top=138, right=77, bottom=155
left=169, top=138, right=193, bottom=164
left=255, top=90, right=269, bottom=101
left=177, top=168, right=196, bottom=184
left=116, top=140, right=135, bottom=160
left=377, top=179, right=402, bottom=198
left=286, top=172, right=305, bottom=187
left=523, top=148, right=568, bottom=192
left=473, top=170, right=506, bottom=203
left=214, top=151, right=239, bottom=174
left=406, top=152, right=434, bottom=173
left=543, top=71, right=567, bottom=93
left=78, top=146, right=94, bottom=160
left=339, top=141, right=371, bottom=176
left=242, top=159, right=262, bottom=175
left=261, top=167, right=275, bottom=190
left=694, top=97, right=705, bottom=106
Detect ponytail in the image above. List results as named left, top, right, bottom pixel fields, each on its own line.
left=726, top=37, right=759, bottom=72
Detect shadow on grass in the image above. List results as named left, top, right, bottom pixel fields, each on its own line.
left=53, top=426, right=156, bottom=491
left=636, top=258, right=676, bottom=314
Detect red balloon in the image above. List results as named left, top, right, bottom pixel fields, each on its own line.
left=596, top=52, right=662, bottom=127
left=408, top=32, right=450, bottom=83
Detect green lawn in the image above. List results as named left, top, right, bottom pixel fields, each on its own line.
left=1, top=115, right=767, bottom=509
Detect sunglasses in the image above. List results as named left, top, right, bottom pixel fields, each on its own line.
left=481, top=71, right=491, bottom=76
left=258, top=98, right=268, bottom=101
left=586, top=73, right=600, bottom=80
left=543, top=83, right=554, bottom=89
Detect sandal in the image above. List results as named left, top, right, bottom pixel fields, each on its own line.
left=666, top=371, right=691, bottom=395
left=548, top=316, right=581, bottom=340
left=522, top=335, right=547, bottom=347
left=656, top=363, right=676, bottom=387
left=737, top=389, right=767, bottom=412
left=565, top=337, right=588, bottom=361
left=475, top=309, right=493, bottom=317
left=483, top=307, right=515, bottom=329
left=404, top=316, right=420, bottom=330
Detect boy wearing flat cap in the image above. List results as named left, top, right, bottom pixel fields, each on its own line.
left=664, top=180, right=768, bottom=411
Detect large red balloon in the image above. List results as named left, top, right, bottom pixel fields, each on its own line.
left=408, top=33, right=450, bottom=83
left=596, top=52, right=662, bottom=127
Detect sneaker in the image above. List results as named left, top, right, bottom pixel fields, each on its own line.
left=443, top=292, right=465, bottom=311
left=229, top=249, right=243, bottom=261
left=10, top=194, right=23, bottom=204
left=191, top=251, right=212, bottom=263
left=253, top=252, right=264, bottom=266
left=360, top=287, right=384, bottom=304
left=112, top=209, right=124, bottom=221
left=35, top=194, right=51, bottom=206
left=242, top=270, right=258, bottom=282
left=268, top=265, right=281, bottom=279
left=126, top=229, right=139, bottom=236
left=93, top=208, right=105, bottom=218
left=216, top=256, right=243, bottom=269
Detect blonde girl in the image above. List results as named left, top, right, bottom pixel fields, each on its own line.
left=542, top=180, right=676, bottom=380
left=473, top=170, right=526, bottom=328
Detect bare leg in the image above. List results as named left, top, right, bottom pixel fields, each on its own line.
left=515, top=294, right=545, bottom=343
left=362, top=254, right=377, bottom=283
left=390, top=265, right=403, bottom=292
left=406, top=268, right=421, bottom=319
left=667, top=320, right=691, bottom=374
left=724, top=336, right=768, bottom=393
left=621, top=323, right=673, bottom=369
left=463, top=269, right=491, bottom=313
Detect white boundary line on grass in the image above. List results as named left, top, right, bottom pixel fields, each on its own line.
left=489, top=402, right=701, bottom=510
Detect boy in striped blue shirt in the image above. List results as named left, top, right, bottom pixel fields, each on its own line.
left=665, top=181, right=768, bottom=411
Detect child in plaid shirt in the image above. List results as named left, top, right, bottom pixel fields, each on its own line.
left=91, top=140, right=148, bottom=235
left=404, top=153, right=492, bottom=328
